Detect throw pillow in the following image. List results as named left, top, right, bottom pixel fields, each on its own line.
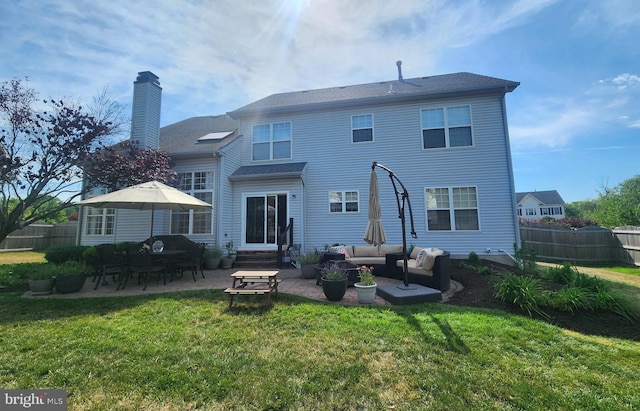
left=331, top=245, right=347, bottom=255
left=415, top=248, right=429, bottom=267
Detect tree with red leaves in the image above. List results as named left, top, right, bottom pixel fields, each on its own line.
left=82, top=140, right=177, bottom=191
left=0, top=78, right=174, bottom=244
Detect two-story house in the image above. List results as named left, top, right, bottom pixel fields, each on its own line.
left=79, top=68, right=520, bottom=262
left=516, top=190, right=566, bottom=221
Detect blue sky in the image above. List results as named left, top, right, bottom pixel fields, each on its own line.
left=1, top=0, right=638, bottom=203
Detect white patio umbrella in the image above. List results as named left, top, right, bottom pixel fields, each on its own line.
left=363, top=168, right=387, bottom=246
left=77, top=180, right=212, bottom=238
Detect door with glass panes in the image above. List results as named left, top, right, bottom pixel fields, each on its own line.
left=244, top=194, right=287, bottom=246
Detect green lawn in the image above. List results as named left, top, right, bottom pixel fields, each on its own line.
left=1, top=290, right=639, bottom=410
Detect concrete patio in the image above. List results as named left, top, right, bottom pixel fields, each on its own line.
left=24, top=266, right=462, bottom=305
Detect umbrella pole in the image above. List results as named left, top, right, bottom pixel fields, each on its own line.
left=371, top=162, right=418, bottom=287
left=150, top=205, right=154, bottom=239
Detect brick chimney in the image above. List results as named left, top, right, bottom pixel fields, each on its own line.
left=130, top=71, right=162, bottom=148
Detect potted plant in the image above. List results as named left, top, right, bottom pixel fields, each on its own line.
left=54, top=261, right=89, bottom=294
left=225, top=240, right=237, bottom=261
left=28, top=264, right=56, bottom=295
left=221, top=241, right=235, bottom=269
left=321, top=262, right=348, bottom=301
left=354, top=265, right=377, bottom=304
left=298, top=250, right=321, bottom=279
left=204, top=247, right=223, bottom=269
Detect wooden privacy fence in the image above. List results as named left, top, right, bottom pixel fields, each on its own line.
left=519, top=224, right=639, bottom=266
left=0, top=221, right=78, bottom=251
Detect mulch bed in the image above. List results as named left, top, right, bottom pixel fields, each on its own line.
left=446, top=259, right=640, bottom=342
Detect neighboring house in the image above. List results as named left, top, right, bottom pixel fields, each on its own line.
left=516, top=190, right=566, bottom=221
left=79, top=68, right=521, bottom=260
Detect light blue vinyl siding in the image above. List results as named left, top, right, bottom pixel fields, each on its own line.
left=235, top=95, right=517, bottom=255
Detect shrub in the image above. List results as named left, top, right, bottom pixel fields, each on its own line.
left=298, top=250, right=321, bottom=265
left=44, top=245, right=90, bottom=265
left=468, top=251, right=480, bottom=264
left=549, top=287, right=592, bottom=313
left=0, top=262, right=48, bottom=287
left=544, top=263, right=609, bottom=292
left=494, top=273, right=549, bottom=318
left=204, top=247, right=223, bottom=258
left=513, top=241, right=536, bottom=274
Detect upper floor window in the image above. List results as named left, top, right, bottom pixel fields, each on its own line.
left=421, top=105, right=472, bottom=149
left=253, top=122, right=292, bottom=161
left=329, top=191, right=359, bottom=213
left=425, top=186, right=479, bottom=231
left=171, top=171, right=213, bottom=235
left=352, top=114, right=373, bottom=143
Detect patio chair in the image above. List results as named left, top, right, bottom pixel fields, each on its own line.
left=175, top=242, right=206, bottom=281
left=93, top=244, right=127, bottom=290
left=123, top=245, right=167, bottom=291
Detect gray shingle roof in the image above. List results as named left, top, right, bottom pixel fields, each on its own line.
left=228, top=72, right=519, bottom=118
left=229, top=162, right=307, bottom=181
left=159, top=115, right=239, bottom=157
left=516, top=190, right=566, bottom=205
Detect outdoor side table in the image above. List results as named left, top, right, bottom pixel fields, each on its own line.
left=385, top=252, right=405, bottom=278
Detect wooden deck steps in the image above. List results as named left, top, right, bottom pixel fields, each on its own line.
left=232, top=250, right=278, bottom=268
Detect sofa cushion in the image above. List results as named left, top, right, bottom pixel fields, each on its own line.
left=380, top=245, right=403, bottom=254
left=353, top=246, right=380, bottom=257
left=410, top=247, right=422, bottom=259
left=422, top=248, right=444, bottom=271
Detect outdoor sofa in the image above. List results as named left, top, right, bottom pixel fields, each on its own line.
left=327, top=245, right=450, bottom=291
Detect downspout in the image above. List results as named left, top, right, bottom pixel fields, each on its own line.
left=498, top=248, right=518, bottom=264
left=214, top=150, right=223, bottom=250
left=501, top=92, right=521, bottom=247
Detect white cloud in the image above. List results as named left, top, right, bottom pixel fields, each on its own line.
left=511, top=72, right=640, bottom=148
left=1, top=0, right=558, bottom=125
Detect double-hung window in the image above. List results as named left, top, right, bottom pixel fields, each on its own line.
left=252, top=122, right=292, bottom=160
left=86, top=207, right=115, bottom=236
left=421, top=105, right=472, bottom=149
left=329, top=191, right=359, bottom=213
left=84, top=187, right=115, bottom=236
left=425, top=186, right=479, bottom=231
left=352, top=114, right=373, bottom=143
left=171, top=171, right=213, bottom=234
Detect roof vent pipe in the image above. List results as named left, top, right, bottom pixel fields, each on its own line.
left=396, top=60, right=403, bottom=82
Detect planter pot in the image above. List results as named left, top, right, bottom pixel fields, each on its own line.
left=55, top=274, right=87, bottom=294
left=221, top=258, right=234, bottom=269
left=321, top=277, right=348, bottom=301
left=205, top=257, right=221, bottom=270
left=300, top=265, right=316, bottom=279
left=354, top=283, right=377, bottom=304
left=28, top=278, right=54, bottom=295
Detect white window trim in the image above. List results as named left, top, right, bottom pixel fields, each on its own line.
left=171, top=171, right=214, bottom=235
left=351, top=114, right=374, bottom=143
left=420, top=105, right=474, bottom=150
left=252, top=121, right=293, bottom=161
left=425, top=185, right=480, bottom=231
left=328, top=190, right=360, bottom=213
left=85, top=207, right=115, bottom=236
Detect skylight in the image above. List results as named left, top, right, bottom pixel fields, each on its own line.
left=197, top=131, right=234, bottom=141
